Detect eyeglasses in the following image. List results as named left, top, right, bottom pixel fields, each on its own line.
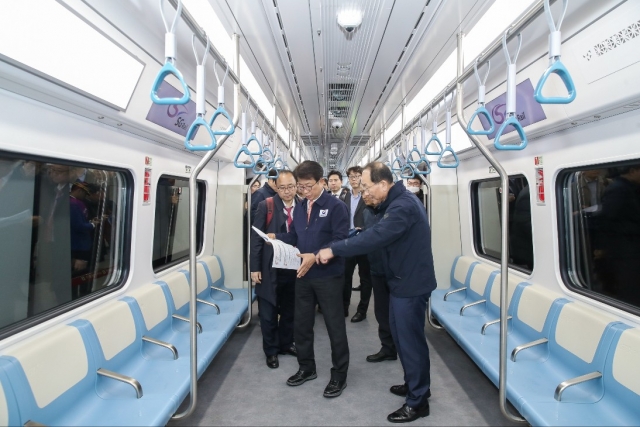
left=296, top=181, right=318, bottom=192
left=348, top=175, right=361, bottom=180
left=277, top=185, right=296, bottom=192
left=361, top=182, right=380, bottom=194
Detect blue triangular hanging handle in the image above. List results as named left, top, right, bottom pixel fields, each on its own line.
left=150, top=62, right=191, bottom=105
left=253, top=158, right=270, bottom=175
left=208, top=106, right=235, bottom=135
left=412, top=160, right=431, bottom=175
left=261, top=148, right=275, bottom=165
left=467, top=106, right=495, bottom=135
left=246, top=135, right=263, bottom=156
left=391, top=158, right=404, bottom=173
left=400, top=165, right=416, bottom=179
left=437, top=145, right=459, bottom=168
left=494, top=116, right=528, bottom=151
left=234, top=145, right=256, bottom=168
left=273, top=157, right=285, bottom=171
left=534, top=60, right=576, bottom=104
left=425, top=134, right=443, bottom=156
left=184, top=117, right=217, bottom=151
left=406, top=147, right=423, bottom=165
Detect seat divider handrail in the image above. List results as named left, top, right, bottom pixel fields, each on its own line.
left=96, top=368, right=143, bottom=399
left=142, top=336, right=179, bottom=359
left=459, top=299, right=486, bottom=316
left=197, top=298, right=221, bottom=314
left=444, top=287, right=467, bottom=301
left=481, top=316, right=512, bottom=335
left=211, top=286, right=233, bottom=300
left=510, top=337, right=548, bottom=362
left=554, top=371, right=602, bottom=401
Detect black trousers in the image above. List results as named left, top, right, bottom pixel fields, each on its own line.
left=343, top=255, right=372, bottom=314
left=389, top=292, right=431, bottom=408
left=257, top=271, right=296, bottom=356
left=371, top=275, right=397, bottom=356
left=295, top=275, right=349, bottom=381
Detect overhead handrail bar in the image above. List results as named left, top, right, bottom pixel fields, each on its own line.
left=185, top=34, right=218, bottom=151
left=234, top=102, right=257, bottom=168
left=208, top=62, right=235, bottom=136
left=534, top=0, right=575, bottom=104
left=425, top=105, right=444, bottom=156
left=151, top=0, right=190, bottom=105
left=171, top=32, right=241, bottom=422
left=494, top=31, right=528, bottom=151
left=467, top=59, right=495, bottom=135
left=456, top=31, right=527, bottom=424
left=437, top=91, right=460, bottom=168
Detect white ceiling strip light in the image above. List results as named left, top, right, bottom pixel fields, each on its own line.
left=0, top=0, right=144, bottom=110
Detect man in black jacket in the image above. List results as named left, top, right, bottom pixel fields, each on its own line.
left=340, top=166, right=373, bottom=324
left=250, top=170, right=298, bottom=369
left=250, top=169, right=278, bottom=220
left=317, top=161, right=436, bottom=423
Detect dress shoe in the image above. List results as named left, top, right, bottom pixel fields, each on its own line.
left=390, top=384, right=431, bottom=399
left=350, top=312, right=366, bottom=323
left=323, top=379, right=347, bottom=398
left=266, top=355, right=279, bottom=369
left=352, top=286, right=361, bottom=291
left=366, top=350, right=398, bottom=363
left=387, top=402, right=430, bottom=423
left=279, top=345, right=298, bottom=357
left=286, top=370, right=317, bottom=386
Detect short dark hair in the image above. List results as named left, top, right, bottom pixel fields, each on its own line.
left=294, top=160, right=324, bottom=181
left=267, top=168, right=279, bottom=180
left=364, top=161, right=394, bottom=184
left=407, top=174, right=421, bottom=182
left=276, top=170, right=296, bottom=185
left=327, top=170, right=343, bottom=181
left=347, top=166, right=363, bottom=176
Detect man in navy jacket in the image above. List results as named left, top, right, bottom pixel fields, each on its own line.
left=317, top=161, right=436, bottom=423
left=271, top=160, right=350, bottom=398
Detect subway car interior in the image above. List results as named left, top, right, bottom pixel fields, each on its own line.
left=0, top=0, right=640, bottom=425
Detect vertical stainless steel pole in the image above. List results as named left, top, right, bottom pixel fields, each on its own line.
left=172, top=33, right=242, bottom=421
left=455, top=32, right=526, bottom=423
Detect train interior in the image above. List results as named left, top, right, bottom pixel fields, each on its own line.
left=0, top=0, right=639, bottom=425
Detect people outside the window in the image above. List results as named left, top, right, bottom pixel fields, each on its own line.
left=317, top=161, right=436, bottom=423
left=509, top=184, right=533, bottom=271
left=251, top=169, right=278, bottom=219
left=594, top=165, right=640, bottom=307
left=359, top=189, right=398, bottom=364
left=327, top=170, right=348, bottom=199
left=339, top=166, right=372, bottom=322
left=69, top=181, right=100, bottom=298
left=269, top=160, right=350, bottom=398
left=251, top=170, right=299, bottom=369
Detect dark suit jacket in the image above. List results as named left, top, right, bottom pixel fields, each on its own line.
left=250, top=195, right=292, bottom=305
left=341, top=191, right=366, bottom=228
left=250, top=182, right=277, bottom=220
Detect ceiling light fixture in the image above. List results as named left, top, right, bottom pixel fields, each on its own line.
left=337, top=10, right=362, bottom=34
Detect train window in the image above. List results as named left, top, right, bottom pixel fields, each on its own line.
left=152, top=176, right=205, bottom=272
left=558, top=161, right=640, bottom=313
left=471, top=175, right=533, bottom=273
left=0, top=156, right=131, bottom=338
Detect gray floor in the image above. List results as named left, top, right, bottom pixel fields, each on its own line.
left=169, top=284, right=523, bottom=426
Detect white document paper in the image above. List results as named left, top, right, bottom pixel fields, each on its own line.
left=252, top=226, right=301, bottom=270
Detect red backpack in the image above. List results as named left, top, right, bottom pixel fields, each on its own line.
left=265, top=197, right=275, bottom=229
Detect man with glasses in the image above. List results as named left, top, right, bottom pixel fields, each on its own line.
left=340, top=166, right=373, bottom=324
left=316, top=162, right=436, bottom=423
left=251, top=170, right=299, bottom=369
left=251, top=169, right=278, bottom=220
left=269, top=161, right=350, bottom=398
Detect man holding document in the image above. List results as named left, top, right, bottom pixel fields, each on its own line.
left=251, top=170, right=299, bottom=369
left=267, top=160, right=350, bottom=398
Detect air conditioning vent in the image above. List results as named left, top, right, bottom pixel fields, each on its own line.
left=329, top=83, right=354, bottom=102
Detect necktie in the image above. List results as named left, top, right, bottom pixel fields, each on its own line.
left=307, top=200, right=314, bottom=224
left=284, top=206, right=293, bottom=232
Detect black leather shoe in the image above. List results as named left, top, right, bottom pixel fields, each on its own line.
left=352, top=286, right=361, bottom=291
left=286, top=370, right=317, bottom=386
left=350, top=312, right=366, bottom=323
left=387, top=402, right=430, bottom=423
left=389, top=385, right=431, bottom=399
left=323, top=379, right=347, bottom=398
left=266, top=355, right=279, bottom=369
left=366, top=350, right=398, bottom=363
left=279, top=345, right=298, bottom=357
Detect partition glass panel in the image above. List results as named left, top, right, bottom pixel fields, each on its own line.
left=559, top=161, right=640, bottom=312
left=471, top=175, right=533, bottom=273
left=0, top=154, right=131, bottom=336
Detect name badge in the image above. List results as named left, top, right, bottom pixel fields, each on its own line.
left=319, top=209, right=328, bottom=217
